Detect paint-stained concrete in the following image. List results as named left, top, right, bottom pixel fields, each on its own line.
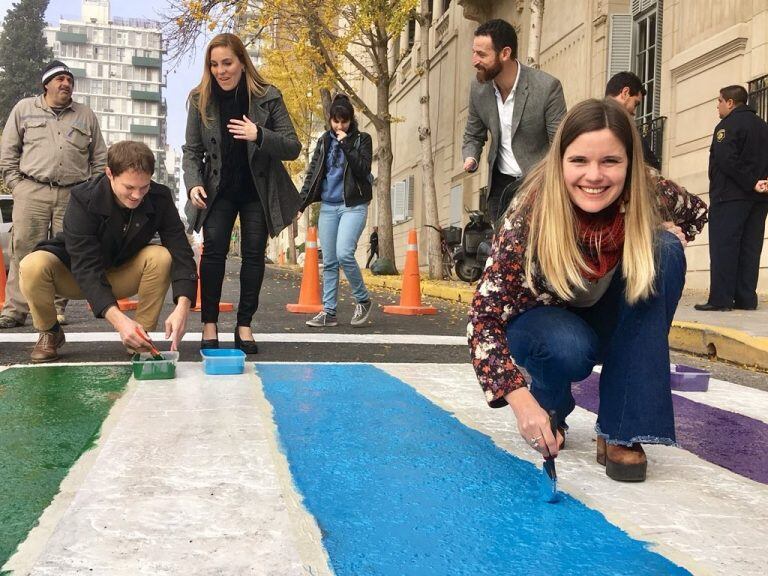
left=4, top=363, right=330, bottom=576
left=382, top=363, right=768, bottom=576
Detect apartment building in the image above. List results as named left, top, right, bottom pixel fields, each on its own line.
left=44, top=0, right=177, bottom=197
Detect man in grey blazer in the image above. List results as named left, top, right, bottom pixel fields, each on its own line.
left=462, top=19, right=566, bottom=225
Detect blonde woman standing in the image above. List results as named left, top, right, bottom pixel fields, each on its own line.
left=183, top=33, right=301, bottom=354
left=468, top=99, right=708, bottom=482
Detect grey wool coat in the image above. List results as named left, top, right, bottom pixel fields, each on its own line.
left=182, top=84, right=302, bottom=237
left=462, top=63, right=566, bottom=194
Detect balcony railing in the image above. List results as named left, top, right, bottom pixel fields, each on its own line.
left=636, top=115, right=666, bottom=168
left=130, top=124, right=161, bottom=136
left=56, top=31, right=87, bottom=43
left=131, top=90, right=162, bottom=102
left=132, top=56, right=162, bottom=68
left=748, top=74, right=768, bottom=123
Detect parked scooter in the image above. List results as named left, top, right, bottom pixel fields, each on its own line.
left=452, top=209, right=494, bottom=282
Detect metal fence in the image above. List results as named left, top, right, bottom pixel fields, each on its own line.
left=636, top=115, right=666, bottom=166
left=748, top=74, right=768, bottom=123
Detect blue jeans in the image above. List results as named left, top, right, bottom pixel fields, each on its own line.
left=505, top=232, right=686, bottom=445
left=317, top=202, right=370, bottom=313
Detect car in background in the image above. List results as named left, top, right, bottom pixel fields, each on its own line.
left=0, top=194, right=11, bottom=272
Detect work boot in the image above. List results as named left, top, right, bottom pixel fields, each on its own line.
left=597, top=436, right=647, bottom=482
left=30, top=328, right=66, bottom=363
left=0, top=315, right=23, bottom=329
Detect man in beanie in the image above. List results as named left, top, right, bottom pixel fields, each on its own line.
left=0, top=59, right=106, bottom=328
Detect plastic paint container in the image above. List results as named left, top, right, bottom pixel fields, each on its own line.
left=200, top=349, right=246, bottom=375
left=670, top=364, right=710, bottom=392
left=132, top=351, right=179, bottom=380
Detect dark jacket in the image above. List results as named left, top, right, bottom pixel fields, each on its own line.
left=299, top=123, right=373, bottom=209
left=182, top=85, right=302, bottom=236
left=708, top=105, right=768, bottom=204
left=36, top=174, right=198, bottom=318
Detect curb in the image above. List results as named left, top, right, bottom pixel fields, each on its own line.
left=275, top=264, right=768, bottom=371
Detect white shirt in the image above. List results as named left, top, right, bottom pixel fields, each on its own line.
left=493, top=61, right=523, bottom=177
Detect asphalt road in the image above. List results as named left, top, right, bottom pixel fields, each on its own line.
left=1, top=259, right=765, bottom=391
left=0, top=262, right=471, bottom=365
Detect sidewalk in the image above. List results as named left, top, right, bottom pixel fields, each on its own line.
left=286, top=264, right=768, bottom=371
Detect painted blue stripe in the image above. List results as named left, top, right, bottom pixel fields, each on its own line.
left=258, top=364, right=689, bottom=576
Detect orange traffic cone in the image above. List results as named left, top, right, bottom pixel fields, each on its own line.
left=286, top=226, right=322, bottom=313
left=383, top=229, right=437, bottom=315
left=192, top=243, right=234, bottom=313
left=0, top=245, right=7, bottom=308
left=117, top=298, right=138, bottom=311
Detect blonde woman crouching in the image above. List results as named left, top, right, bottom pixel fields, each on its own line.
left=468, top=98, right=708, bottom=482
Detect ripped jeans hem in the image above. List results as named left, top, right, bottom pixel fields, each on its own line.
left=595, top=423, right=678, bottom=447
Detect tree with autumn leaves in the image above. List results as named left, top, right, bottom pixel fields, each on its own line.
left=164, top=0, right=442, bottom=273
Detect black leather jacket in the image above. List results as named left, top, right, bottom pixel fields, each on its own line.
left=300, top=123, right=373, bottom=209
left=36, top=174, right=197, bottom=318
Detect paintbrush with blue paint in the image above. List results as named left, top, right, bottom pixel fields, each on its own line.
left=540, top=409, right=560, bottom=503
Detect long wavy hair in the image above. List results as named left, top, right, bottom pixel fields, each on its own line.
left=517, top=98, right=660, bottom=304
left=188, top=33, right=268, bottom=127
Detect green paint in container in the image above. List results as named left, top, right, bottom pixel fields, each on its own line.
left=132, top=350, right=179, bottom=380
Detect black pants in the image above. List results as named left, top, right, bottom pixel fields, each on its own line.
left=365, top=247, right=378, bottom=268
left=707, top=199, right=768, bottom=309
left=201, top=195, right=269, bottom=326
left=487, top=167, right=521, bottom=228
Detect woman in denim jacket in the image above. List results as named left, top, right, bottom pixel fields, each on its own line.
left=299, top=95, right=374, bottom=327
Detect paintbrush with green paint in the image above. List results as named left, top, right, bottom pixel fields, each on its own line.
left=134, top=327, right=164, bottom=360
left=540, top=409, right=560, bottom=503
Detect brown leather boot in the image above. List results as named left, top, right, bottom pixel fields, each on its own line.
left=597, top=436, right=647, bottom=482
left=30, top=329, right=65, bottom=363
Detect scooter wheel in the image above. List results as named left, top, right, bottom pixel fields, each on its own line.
left=455, top=261, right=481, bottom=283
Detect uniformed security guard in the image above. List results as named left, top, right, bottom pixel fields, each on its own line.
left=0, top=60, right=107, bottom=328
left=695, top=85, right=768, bottom=312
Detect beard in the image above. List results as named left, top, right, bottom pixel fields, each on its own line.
left=475, top=58, right=502, bottom=83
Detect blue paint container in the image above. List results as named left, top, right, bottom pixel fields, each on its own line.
left=200, top=349, right=245, bottom=375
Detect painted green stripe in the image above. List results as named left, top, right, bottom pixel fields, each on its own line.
left=0, top=366, right=130, bottom=568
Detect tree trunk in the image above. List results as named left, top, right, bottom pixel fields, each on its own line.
left=416, top=5, right=442, bottom=280
left=287, top=218, right=297, bottom=263
left=375, top=113, right=396, bottom=271
left=527, top=0, right=544, bottom=69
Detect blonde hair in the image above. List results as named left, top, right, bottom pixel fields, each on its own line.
left=188, top=33, right=268, bottom=127
left=519, top=98, right=660, bottom=304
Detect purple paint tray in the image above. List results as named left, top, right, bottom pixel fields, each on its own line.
left=670, top=364, right=710, bottom=392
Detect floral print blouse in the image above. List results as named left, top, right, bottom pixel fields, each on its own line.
left=467, top=178, right=709, bottom=408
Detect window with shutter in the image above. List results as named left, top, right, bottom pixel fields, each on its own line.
left=406, top=175, right=415, bottom=219
left=608, top=15, right=632, bottom=81
left=391, top=180, right=407, bottom=223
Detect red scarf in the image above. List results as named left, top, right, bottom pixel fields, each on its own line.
left=574, top=204, right=625, bottom=281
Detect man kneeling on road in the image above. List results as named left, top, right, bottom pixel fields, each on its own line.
left=19, top=141, right=197, bottom=362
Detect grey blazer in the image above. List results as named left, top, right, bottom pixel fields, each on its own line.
left=182, top=85, right=302, bottom=237
left=462, top=63, right=566, bottom=194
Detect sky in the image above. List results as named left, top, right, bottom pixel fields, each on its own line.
left=0, top=0, right=212, bottom=151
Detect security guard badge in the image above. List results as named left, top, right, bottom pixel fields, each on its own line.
left=716, top=129, right=726, bottom=142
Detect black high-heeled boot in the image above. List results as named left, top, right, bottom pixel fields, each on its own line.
left=201, top=324, right=219, bottom=349
left=234, top=327, right=259, bottom=355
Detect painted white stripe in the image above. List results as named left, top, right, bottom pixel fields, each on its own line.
left=379, top=363, right=768, bottom=576
left=306, top=241, right=317, bottom=248
left=407, top=243, right=418, bottom=251
left=0, top=331, right=467, bottom=345
left=5, top=363, right=332, bottom=575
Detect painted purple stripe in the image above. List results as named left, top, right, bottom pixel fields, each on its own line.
left=572, top=373, right=768, bottom=484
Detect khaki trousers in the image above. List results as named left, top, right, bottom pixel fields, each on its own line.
left=20, top=245, right=172, bottom=332
left=1, top=179, right=70, bottom=322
